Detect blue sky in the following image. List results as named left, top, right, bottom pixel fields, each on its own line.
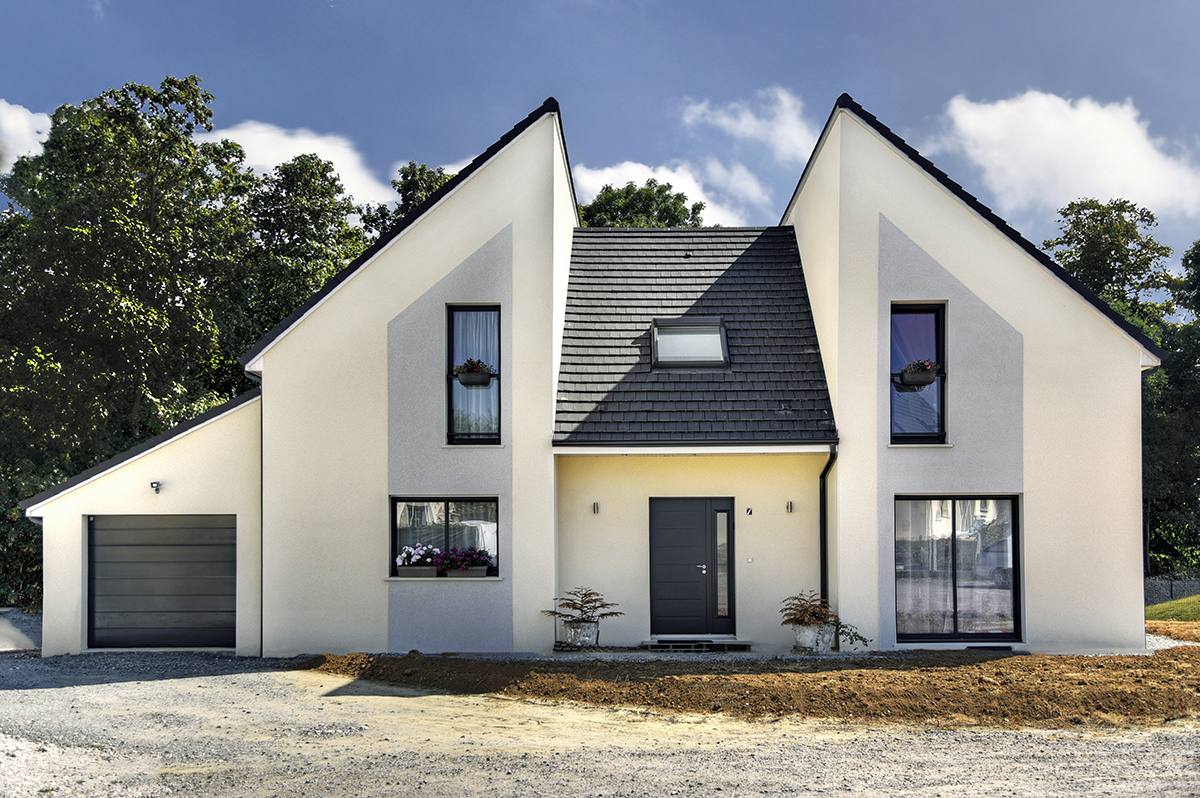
left=3, top=0, right=1200, bottom=261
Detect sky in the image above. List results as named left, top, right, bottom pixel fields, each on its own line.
left=2, top=0, right=1200, bottom=264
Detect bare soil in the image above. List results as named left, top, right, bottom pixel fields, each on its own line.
left=303, top=629, right=1200, bottom=728
left=1148, top=620, right=1200, bottom=642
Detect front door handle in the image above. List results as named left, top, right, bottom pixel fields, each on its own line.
left=697, top=564, right=707, bottom=574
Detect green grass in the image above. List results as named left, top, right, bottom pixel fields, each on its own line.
left=1145, top=593, right=1200, bottom=621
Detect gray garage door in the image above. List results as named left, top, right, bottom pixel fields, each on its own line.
left=88, top=515, right=236, bottom=648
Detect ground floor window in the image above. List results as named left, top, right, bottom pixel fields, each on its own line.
left=894, top=496, right=1018, bottom=641
left=392, top=499, right=499, bottom=576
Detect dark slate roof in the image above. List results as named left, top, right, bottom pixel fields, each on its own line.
left=788, top=94, right=1165, bottom=362
left=19, top=389, right=262, bottom=512
left=239, top=97, right=572, bottom=368
left=554, top=227, right=837, bottom=445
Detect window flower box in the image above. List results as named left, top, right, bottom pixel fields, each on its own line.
left=453, top=358, right=495, bottom=387
left=394, top=566, right=438, bottom=578
left=898, top=371, right=936, bottom=387
left=445, top=566, right=487, bottom=578
left=456, top=371, right=493, bottom=387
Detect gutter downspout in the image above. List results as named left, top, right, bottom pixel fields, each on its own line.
left=819, top=443, right=838, bottom=601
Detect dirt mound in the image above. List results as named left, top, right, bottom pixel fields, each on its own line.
left=300, top=640, right=1200, bottom=728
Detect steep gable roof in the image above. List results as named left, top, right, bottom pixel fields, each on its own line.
left=554, top=226, right=837, bottom=445
left=785, top=94, right=1166, bottom=363
left=239, top=97, right=573, bottom=370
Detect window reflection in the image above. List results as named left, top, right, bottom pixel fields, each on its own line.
left=895, top=498, right=1016, bottom=639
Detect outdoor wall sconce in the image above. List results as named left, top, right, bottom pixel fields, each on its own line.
left=592, top=502, right=599, bottom=514
left=787, top=501, right=793, bottom=513
left=150, top=481, right=161, bottom=494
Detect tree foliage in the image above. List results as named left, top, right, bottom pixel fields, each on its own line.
left=580, top=178, right=704, bottom=228
left=1045, top=199, right=1200, bottom=574
left=359, top=161, right=455, bottom=239
left=210, top=154, right=368, bottom=395
left=0, top=76, right=372, bottom=606
left=1042, top=198, right=1177, bottom=330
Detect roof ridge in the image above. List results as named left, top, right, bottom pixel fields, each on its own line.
left=806, top=93, right=1164, bottom=361
left=238, top=97, right=562, bottom=368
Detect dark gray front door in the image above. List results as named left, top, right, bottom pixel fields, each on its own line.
left=649, top=498, right=734, bottom=635
left=88, top=515, right=236, bottom=648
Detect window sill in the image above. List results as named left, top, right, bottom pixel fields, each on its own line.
left=385, top=576, right=504, bottom=582
left=442, top=444, right=505, bottom=449
left=888, top=443, right=953, bottom=449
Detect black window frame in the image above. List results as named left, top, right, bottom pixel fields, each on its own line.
left=651, top=316, right=730, bottom=369
left=446, top=305, right=501, bottom=445
left=390, top=497, right=500, bottom=577
left=894, top=494, right=1021, bottom=643
left=889, top=303, right=946, bottom=444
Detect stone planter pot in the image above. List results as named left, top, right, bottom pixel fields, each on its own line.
left=394, top=566, right=438, bottom=578
left=791, top=623, right=835, bottom=654
left=564, top=620, right=600, bottom=647
left=445, top=566, right=487, bottom=578
left=456, top=372, right=493, bottom=387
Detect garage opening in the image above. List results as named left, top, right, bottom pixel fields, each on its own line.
left=88, top=515, right=236, bottom=648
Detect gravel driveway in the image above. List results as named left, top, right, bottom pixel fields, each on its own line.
left=2, top=610, right=1199, bottom=797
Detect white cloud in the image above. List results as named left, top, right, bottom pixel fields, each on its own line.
left=439, top=157, right=474, bottom=175
left=682, top=86, right=819, bottom=167
left=199, top=121, right=396, bottom=204
left=573, top=161, right=751, bottom=227
left=0, top=100, right=51, bottom=173
left=701, top=158, right=772, bottom=208
left=933, top=91, right=1200, bottom=217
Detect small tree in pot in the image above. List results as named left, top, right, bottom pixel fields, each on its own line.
left=542, top=586, right=623, bottom=648
left=780, top=591, right=871, bottom=653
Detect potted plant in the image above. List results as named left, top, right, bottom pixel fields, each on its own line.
left=395, top=543, right=440, bottom=577
left=897, top=359, right=940, bottom=388
left=779, top=590, right=871, bottom=653
left=433, top=546, right=492, bottom=577
left=453, top=358, right=495, bottom=387
left=542, top=586, right=624, bottom=647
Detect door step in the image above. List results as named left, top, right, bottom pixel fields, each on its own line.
left=641, top=639, right=754, bottom=653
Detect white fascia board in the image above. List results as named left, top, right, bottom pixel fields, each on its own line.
left=553, top=444, right=834, bottom=457
left=22, top=395, right=262, bottom=518
left=241, top=112, right=558, bottom=376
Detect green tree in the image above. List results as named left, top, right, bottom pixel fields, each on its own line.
left=1141, top=242, right=1200, bottom=573
left=210, top=154, right=368, bottom=395
left=1045, top=198, right=1200, bottom=574
left=359, top=161, right=455, bottom=239
left=0, top=76, right=378, bottom=606
left=580, top=178, right=705, bottom=228
left=1042, top=198, right=1177, bottom=330
left=0, top=75, right=257, bottom=605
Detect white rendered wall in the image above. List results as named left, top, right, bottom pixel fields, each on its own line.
left=257, top=115, right=568, bottom=657
left=788, top=111, right=1149, bottom=653
left=555, top=453, right=827, bottom=654
left=28, top=398, right=262, bottom=657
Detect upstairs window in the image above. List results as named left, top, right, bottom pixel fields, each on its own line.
left=890, top=305, right=945, bottom=444
left=652, top=316, right=729, bottom=368
left=448, top=306, right=500, bottom=445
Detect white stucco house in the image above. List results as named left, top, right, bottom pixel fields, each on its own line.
left=21, top=95, right=1162, bottom=658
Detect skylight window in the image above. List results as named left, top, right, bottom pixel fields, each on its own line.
left=652, top=317, right=729, bottom=367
